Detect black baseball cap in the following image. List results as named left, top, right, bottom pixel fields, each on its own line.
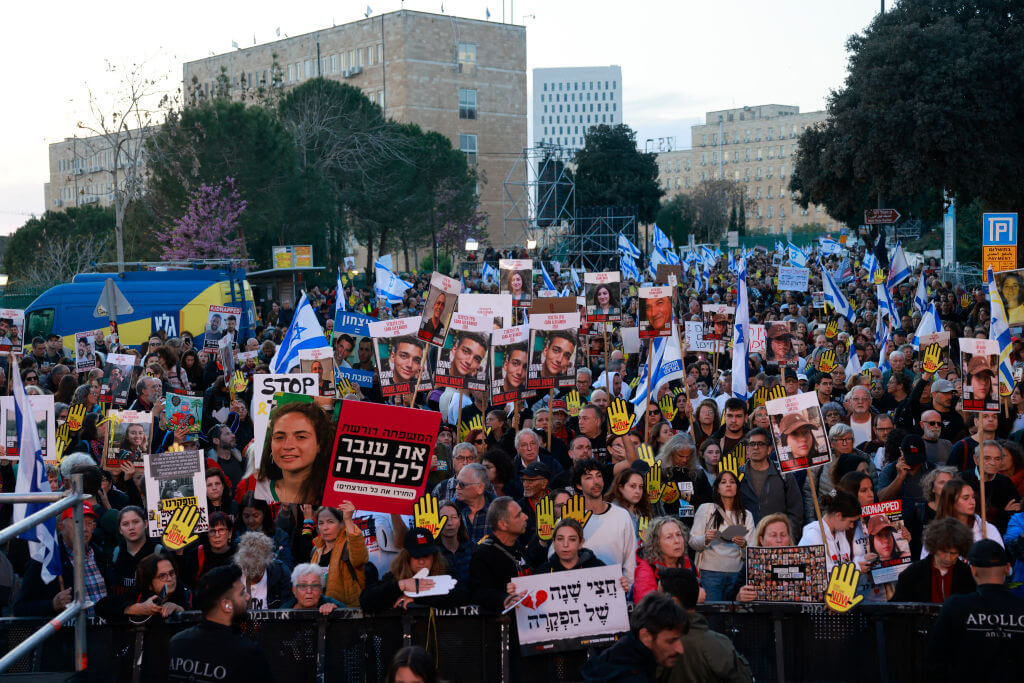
left=403, top=527, right=440, bottom=558
left=967, top=539, right=1010, bottom=568
left=521, top=462, right=552, bottom=480
left=783, top=368, right=798, bottom=381
left=901, top=434, right=927, bottom=466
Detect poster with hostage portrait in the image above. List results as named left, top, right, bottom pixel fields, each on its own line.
left=584, top=272, right=622, bottom=323
left=204, top=305, right=241, bottom=351
left=100, top=353, right=139, bottom=406
left=490, top=324, right=532, bottom=405
left=527, top=313, right=581, bottom=391
left=745, top=545, right=827, bottom=603
left=959, top=337, right=1001, bottom=411
left=143, top=448, right=209, bottom=538
left=766, top=392, right=832, bottom=474
left=860, top=500, right=912, bottom=585
left=702, top=304, right=735, bottom=342
left=333, top=311, right=377, bottom=388
left=103, top=410, right=153, bottom=471
left=74, top=331, right=98, bottom=372
left=434, top=312, right=491, bottom=393
left=0, top=395, right=56, bottom=463
left=637, top=286, right=675, bottom=339
left=369, top=317, right=432, bottom=398
left=765, top=322, right=799, bottom=369
left=994, top=268, right=1024, bottom=326
left=298, top=347, right=336, bottom=397
left=499, top=259, right=534, bottom=307
left=0, top=309, right=25, bottom=353
left=417, top=272, right=461, bottom=346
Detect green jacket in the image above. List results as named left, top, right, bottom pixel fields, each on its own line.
left=658, top=612, right=753, bottom=683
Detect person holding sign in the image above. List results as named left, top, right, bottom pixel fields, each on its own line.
left=688, top=471, right=755, bottom=601
left=245, top=402, right=333, bottom=505
left=799, top=491, right=862, bottom=570
left=360, top=527, right=468, bottom=612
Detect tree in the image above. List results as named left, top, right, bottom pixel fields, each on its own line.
left=655, top=194, right=697, bottom=246
left=4, top=206, right=113, bottom=285
left=688, top=179, right=747, bottom=244
left=790, top=0, right=1024, bottom=227
left=574, top=124, right=663, bottom=223
left=159, top=178, right=247, bottom=261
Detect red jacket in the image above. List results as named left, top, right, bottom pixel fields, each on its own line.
left=632, top=555, right=692, bottom=604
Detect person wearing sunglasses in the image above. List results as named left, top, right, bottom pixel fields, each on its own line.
left=737, top=427, right=804, bottom=538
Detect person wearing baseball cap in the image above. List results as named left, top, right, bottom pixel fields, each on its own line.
left=878, top=434, right=936, bottom=509
left=14, top=501, right=108, bottom=618
left=926, top=539, right=1024, bottom=681
left=518, top=462, right=552, bottom=542
left=360, top=527, right=468, bottom=613
left=908, top=375, right=966, bottom=443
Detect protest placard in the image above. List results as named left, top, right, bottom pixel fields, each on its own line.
left=100, top=352, right=138, bottom=406
left=0, top=309, right=25, bottom=353
left=204, top=305, right=241, bottom=351
left=861, top=500, right=912, bottom=584
left=103, top=410, right=152, bottom=471
left=637, top=286, right=675, bottom=338
left=960, top=337, right=1001, bottom=411
left=369, top=317, right=433, bottom=397
left=458, top=293, right=513, bottom=330
left=490, top=325, right=531, bottom=405
left=512, top=564, right=630, bottom=655
left=500, top=259, right=534, bottom=307
left=766, top=392, right=832, bottom=473
left=144, top=448, right=209, bottom=537
left=765, top=322, right=799, bottom=368
left=683, top=321, right=717, bottom=353
left=745, top=545, right=827, bottom=602
left=748, top=324, right=766, bottom=354
left=527, top=312, right=581, bottom=391
left=434, top=312, right=491, bottom=392
left=418, top=272, right=461, bottom=346
left=165, top=392, right=202, bottom=434
left=584, top=272, right=622, bottom=323
left=250, top=373, right=319, bottom=468
left=777, top=266, right=810, bottom=292
left=74, top=331, right=98, bottom=372
left=812, top=291, right=825, bottom=309
left=324, top=401, right=440, bottom=514
left=701, top=304, right=735, bottom=341
left=993, top=267, right=1024, bottom=326
left=0, top=395, right=56, bottom=463
left=298, top=347, right=336, bottom=397
left=332, top=311, right=376, bottom=388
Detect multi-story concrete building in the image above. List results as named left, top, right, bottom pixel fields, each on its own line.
left=182, top=10, right=527, bottom=247
left=532, top=65, right=622, bottom=159
left=43, top=130, right=150, bottom=212
left=656, top=104, right=837, bottom=234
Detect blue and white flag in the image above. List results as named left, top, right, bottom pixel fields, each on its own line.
left=775, top=241, right=785, bottom=254
left=819, top=237, right=845, bottom=256
left=570, top=267, right=581, bottom=292
left=335, top=269, right=346, bottom=315
left=11, top=371, right=59, bottom=583
left=541, top=262, right=556, bottom=291
left=912, top=302, right=942, bottom=348
left=648, top=245, right=669, bottom=280
left=269, top=291, right=331, bottom=373
left=914, top=270, right=928, bottom=314
left=988, top=266, right=1016, bottom=396
left=700, top=246, right=717, bottom=268
left=877, top=283, right=898, bottom=322
left=630, top=328, right=685, bottom=426
left=888, top=242, right=911, bottom=288
left=653, top=224, right=673, bottom=251
left=788, top=243, right=808, bottom=268
left=845, top=337, right=862, bottom=380
left=664, top=248, right=680, bottom=266
left=728, top=250, right=736, bottom=273
left=481, top=261, right=499, bottom=286
left=620, top=255, right=640, bottom=281
left=878, top=321, right=892, bottom=375
left=617, top=232, right=641, bottom=259
left=862, top=251, right=879, bottom=281
left=823, top=267, right=856, bottom=321
left=374, top=259, right=413, bottom=304
left=732, top=259, right=749, bottom=400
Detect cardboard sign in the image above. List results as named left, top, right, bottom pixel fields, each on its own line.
left=959, top=337, right=1001, bottom=411
left=527, top=312, right=581, bottom=391
left=165, top=392, right=202, bottom=435
left=144, top=448, right=209, bottom=537
left=584, top=272, right=622, bottom=323
left=748, top=324, right=766, bottom=355
left=490, top=325, right=532, bottom=405
left=529, top=297, right=577, bottom=315
left=777, top=266, right=810, bottom=292
left=766, top=392, right=832, bottom=473
left=745, top=545, right=827, bottom=602
left=250, top=373, right=319, bottom=468
left=684, top=321, right=716, bottom=353
left=103, top=409, right=152, bottom=471
left=860, top=500, right=912, bottom=584
left=74, top=331, right=98, bottom=372
left=298, top=347, right=335, bottom=397
left=332, top=311, right=377, bottom=388
left=0, top=395, right=56, bottom=463
left=324, top=401, right=440, bottom=514
left=638, top=286, right=675, bottom=339
left=992, top=268, right=1024, bottom=325
left=204, top=305, right=241, bottom=351
left=0, top=309, right=25, bottom=353
left=418, top=272, right=462, bottom=346
left=500, top=259, right=534, bottom=307
left=655, top=264, right=683, bottom=286
left=435, top=312, right=491, bottom=392
left=100, top=353, right=139, bottom=406
left=458, top=293, right=513, bottom=330
left=701, top=304, right=735, bottom=342
left=513, top=564, right=630, bottom=655
left=369, top=317, right=433, bottom=398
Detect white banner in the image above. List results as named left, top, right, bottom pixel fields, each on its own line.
left=777, top=266, right=810, bottom=292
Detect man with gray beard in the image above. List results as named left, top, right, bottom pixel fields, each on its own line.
left=920, top=409, right=953, bottom=465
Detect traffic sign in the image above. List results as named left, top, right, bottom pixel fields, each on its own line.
left=864, top=209, right=901, bottom=225
left=93, top=278, right=133, bottom=319
left=982, top=213, right=1018, bottom=246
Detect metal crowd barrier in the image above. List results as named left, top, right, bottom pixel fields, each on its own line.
left=0, top=601, right=941, bottom=682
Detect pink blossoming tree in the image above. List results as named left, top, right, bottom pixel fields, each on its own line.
left=161, top=177, right=248, bottom=261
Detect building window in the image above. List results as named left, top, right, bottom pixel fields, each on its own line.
left=378, top=44, right=383, bottom=62
left=305, top=60, right=312, bottom=77
left=459, top=134, right=478, bottom=164
left=459, top=89, right=477, bottom=119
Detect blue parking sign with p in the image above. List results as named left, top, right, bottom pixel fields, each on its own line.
left=983, top=213, right=1018, bottom=246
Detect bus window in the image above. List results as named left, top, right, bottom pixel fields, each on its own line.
left=25, top=308, right=54, bottom=341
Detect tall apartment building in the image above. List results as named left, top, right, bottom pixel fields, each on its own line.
left=182, top=10, right=527, bottom=246
left=43, top=130, right=150, bottom=212
left=656, top=104, right=836, bottom=234
left=532, top=66, right=622, bottom=159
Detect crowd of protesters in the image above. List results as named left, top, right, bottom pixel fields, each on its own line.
left=1, top=233, right=1024, bottom=682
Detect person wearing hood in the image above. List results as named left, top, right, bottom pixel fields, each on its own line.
left=535, top=518, right=606, bottom=573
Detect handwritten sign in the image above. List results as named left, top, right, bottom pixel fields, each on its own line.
left=777, top=266, right=810, bottom=292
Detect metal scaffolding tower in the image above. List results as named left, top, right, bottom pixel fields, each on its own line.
left=502, top=145, right=575, bottom=251
left=572, top=206, right=638, bottom=271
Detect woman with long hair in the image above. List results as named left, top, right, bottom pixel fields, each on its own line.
left=466, top=428, right=488, bottom=458
left=692, top=399, right=719, bottom=448
left=933, top=478, right=1003, bottom=548
left=205, top=468, right=239, bottom=523
left=697, top=439, right=723, bottom=486
left=238, top=493, right=295, bottom=569
left=386, top=646, right=438, bottom=683
left=647, top=419, right=675, bottom=451
left=689, top=470, right=754, bottom=600
left=536, top=518, right=609, bottom=574
left=632, top=516, right=692, bottom=604
left=301, top=503, right=369, bottom=607
left=360, top=526, right=467, bottom=612
left=155, top=347, right=190, bottom=393
left=180, top=349, right=204, bottom=393
left=122, top=554, right=191, bottom=621
left=54, top=374, right=77, bottom=405
left=657, top=433, right=714, bottom=519
left=436, top=499, right=474, bottom=584
left=605, top=469, right=652, bottom=538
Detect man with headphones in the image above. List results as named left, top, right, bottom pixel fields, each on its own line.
left=167, top=565, right=274, bottom=682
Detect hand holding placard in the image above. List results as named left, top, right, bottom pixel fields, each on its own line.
left=661, top=481, right=681, bottom=505
left=817, top=349, right=837, bottom=373
left=658, top=394, right=677, bottom=421
left=566, top=390, right=582, bottom=418
left=721, top=452, right=745, bottom=482
left=824, top=319, right=838, bottom=339
left=922, top=343, right=944, bottom=375
left=536, top=497, right=555, bottom=542
left=561, top=494, right=592, bottom=528
left=636, top=443, right=655, bottom=466
left=645, top=463, right=663, bottom=505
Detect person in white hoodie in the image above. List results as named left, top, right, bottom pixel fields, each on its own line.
left=799, top=489, right=862, bottom=571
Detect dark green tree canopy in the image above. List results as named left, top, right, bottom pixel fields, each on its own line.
left=574, top=124, right=663, bottom=223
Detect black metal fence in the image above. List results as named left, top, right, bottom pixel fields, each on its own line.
left=0, top=602, right=940, bottom=682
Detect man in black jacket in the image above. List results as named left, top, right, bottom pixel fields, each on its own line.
left=926, top=540, right=1024, bottom=683
left=167, top=564, right=274, bottom=683
left=891, top=518, right=974, bottom=603
left=468, top=496, right=528, bottom=612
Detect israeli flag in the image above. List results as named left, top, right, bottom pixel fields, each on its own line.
left=732, top=259, right=749, bottom=400
left=877, top=283, right=898, bottom=322
left=481, top=261, right=499, bottom=286
left=888, top=242, right=911, bottom=287
left=912, top=302, right=942, bottom=348
left=728, top=250, right=736, bottom=273
left=700, top=246, right=717, bottom=268
left=653, top=224, right=673, bottom=251
left=335, top=269, right=346, bottom=315
left=620, top=255, right=640, bottom=281
left=617, top=232, right=641, bottom=259
left=11, top=370, right=60, bottom=583
left=819, top=237, right=844, bottom=256
left=788, top=243, right=808, bottom=268
left=878, top=321, right=892, bottom=375
left=269, top=291, right=331, bottom=373
left=649, top=245, right=668, bottom=280
left=541, top=262, right=556, bottom=291
left=374, top=259, right=413, bottom=304
left=665, top=248, right=680, bottom=266
left=823, top=267, right=856, bottom=321
left=988, top=266, right=1016, bottom=396
left=570, top=267, right=581, bottom=292
left=914, top=270, right=928, bottom=314
left=863, top=251, right=879, bottom=281
left=845, top=337, right=862, bottom=380
left=775, top=241, right=785, bottom=254
left=630, top=328, right=685, bottom=425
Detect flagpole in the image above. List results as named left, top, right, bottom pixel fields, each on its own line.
left=407, top=341, right=428, bottom=407
left=677, top=327, right=696, bottom=443
left=457, top=388, right=464, bottom=438
left=645, top=340, right=654, bottom=443
left=547, top=388, right=554, bottom=453
left=603, top=326, right=610, bottom=391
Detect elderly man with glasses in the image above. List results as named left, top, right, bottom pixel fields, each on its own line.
left=283, top=563, right=341, bottom=614
left=432, top=442, right=482, bottom=502
left=454, top=463, right=495, bottom=543
left=737, top=427, right=804, bottom=541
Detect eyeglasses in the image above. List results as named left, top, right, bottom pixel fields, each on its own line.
left=25, top=376, right=38, bottom=382
left=208, top=527, right=229, bottom=535
left=473, top=438, right=485, bottom=444
left=157, top=570, right=176, bottom=581
left=455, top=480, right=478, bottom=488
left=454, top=455, right=476, bottom=462
left=295, top=583, right=321, bottom=591
left=746, top=441, right=769, bottom=448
